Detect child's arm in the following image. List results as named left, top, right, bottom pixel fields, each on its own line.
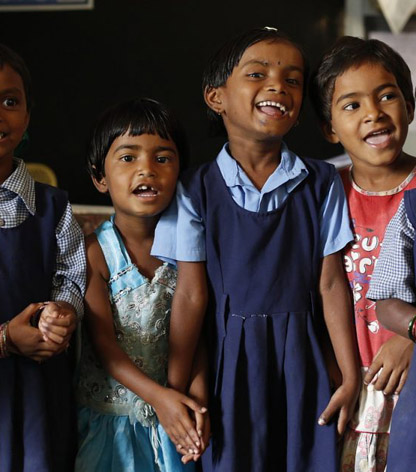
left=168, top=260, right=208, bottom=393
left=38, top=301, right=77, bottom=346
left=317, top=251, right=360, bottom=435
left=85, top=235, right=204, bottom=453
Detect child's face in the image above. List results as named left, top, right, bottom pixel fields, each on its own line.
left=327, top=61, right=414, bottom=169
left=205, top=40, right=304, bottom=144
left=94, top=133, right=179, bottom=219
left=0, top=64, right=29, bottom=163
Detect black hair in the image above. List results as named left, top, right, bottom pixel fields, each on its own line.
left=310, top=36, right=415, bottom=124
left=87, top=98, right=189, bottom=180
left=0, top=43, right=32, bottom=112
left=202, top=27, right=309, bottom=134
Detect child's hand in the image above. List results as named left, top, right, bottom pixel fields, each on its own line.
left=38, top=301, right=77, bottom=346
left=181, top=410, right=210, bottom=464
left=7, top=303, right=65, bottom=362
left=152, top=386, right=207, bottom=455
left=318, top=379, right=359, bottom=436
left=363, top=335, right=414, bottom=395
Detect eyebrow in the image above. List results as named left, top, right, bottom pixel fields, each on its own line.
left=113, top=144, right=177, bottom=154
left=241, top=59, right=303, bottom=73
left=0, top=87, right=23, bottom=95
left=335, top=82, right=398, bottom=105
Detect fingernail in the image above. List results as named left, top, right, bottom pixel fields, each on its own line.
left=200, top=407, right=207, bottom=413
left=318, top=418, right=326, bottom=426
left=196, top=441, right=200, bottom=447
left=198, top=430, right=203, bottom=437
left=188, top=449, right=193, bottom=454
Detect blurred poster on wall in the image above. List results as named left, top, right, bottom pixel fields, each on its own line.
left=0, top=0, right=93, bottom=11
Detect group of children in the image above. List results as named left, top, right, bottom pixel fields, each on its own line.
left=0, top=25, right=416, bottom=472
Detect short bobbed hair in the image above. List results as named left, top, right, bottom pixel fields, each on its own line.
left=87, top=98, right=189, bottom=180
left=310, top=36, right=415, bottom=125
left=0, top=43, right=32, bottom=112
left=202, top=27, right=309, bottom=134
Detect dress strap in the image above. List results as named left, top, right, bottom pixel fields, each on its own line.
left=95, top=215, right=132, bottom=276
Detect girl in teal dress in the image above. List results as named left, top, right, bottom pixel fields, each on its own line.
left=75, top=98, right=208, bottom=471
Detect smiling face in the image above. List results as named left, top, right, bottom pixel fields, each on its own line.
left=0, top=64, right=29, bottom=167
left=94, top=133, right=180, bottom=220
left=205, top=39, right=304, bottom=145
left=327, top=61, right=414, bottom=170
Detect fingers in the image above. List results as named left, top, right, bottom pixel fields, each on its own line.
left=318, top=398, right=337, bottom=427
left=336, top=407, right=349, bottom=436
left=363, top=360, right=382, bottom=386
left=372, top=367, right=392, bottom=392
left=394, top=370, right=409, bottom=395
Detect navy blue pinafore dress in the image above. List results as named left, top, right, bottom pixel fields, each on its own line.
left=0, top=183, right=76, bottom=472
left=183, top=158, right=338, bottom=472
left=386, top=188, right=416, bottom=472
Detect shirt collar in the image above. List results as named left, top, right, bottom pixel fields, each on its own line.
left=216, top=142, right=308, bottom=189
left=1, top=158, right=36, bottom=214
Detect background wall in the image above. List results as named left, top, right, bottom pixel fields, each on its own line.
left=0, top=0, right=345, bottom=205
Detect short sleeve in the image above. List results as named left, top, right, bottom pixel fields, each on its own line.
left=320, top=173, right=354, bottom=257
left=151, top=181, right=206, bottom=262
left=367, top=199, right=416, bottom=303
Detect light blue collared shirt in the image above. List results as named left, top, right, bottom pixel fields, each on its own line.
left=152, top=143, right=353, bottom=262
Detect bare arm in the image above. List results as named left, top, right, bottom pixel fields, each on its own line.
left=168, top=261, right=208, bottom=393
left=376, top=298, right=416, bottom=339
left=318, top=251, right=360, bottom=434
left=85, top=235, right=204, bottom=452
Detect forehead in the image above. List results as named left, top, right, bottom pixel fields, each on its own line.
left=238, top=39, right=304, bottom=70
left=333, top=62, right=398, bottom=98
left=108, top=132, right=178, bottom=152
left=0, top=63, right=25, bottom=91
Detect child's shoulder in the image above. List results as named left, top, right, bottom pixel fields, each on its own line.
left=85, top=231, right=110, bottom=280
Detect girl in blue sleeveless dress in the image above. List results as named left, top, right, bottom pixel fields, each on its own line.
left=152, top=28, right=361, bottom=471
left=75, top=98, right=207, bottom=471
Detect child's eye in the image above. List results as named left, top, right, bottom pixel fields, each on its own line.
left=343, top=102, right=359, bottom=111
left=286, top=78, right=301, bottom=86
left=247, top=72, right=264, bottom=78
left=2, top=97, right=18, bottom=107
left=120, top=155, right=134, bottom=162
left=156, top=155, right=170, bottom=164
left=380, top=93, right=395, bottom=102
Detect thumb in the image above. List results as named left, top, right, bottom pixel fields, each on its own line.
left=19, top=303, right=44, bottom=323
left=181, top=396, right=207, bottom=415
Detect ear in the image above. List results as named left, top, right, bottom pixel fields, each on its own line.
left=204, top=85, right=224, bottom=115
left=321, top=121, right=341, bottom=144
left=91, top=174, right=108, bottom=194
left=406, top=101, right=414, bottom=125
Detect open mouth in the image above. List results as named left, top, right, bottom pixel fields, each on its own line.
left=256, top=100, right=287, bottom=117
left=0, top=132, right=7, bottom=140
left=133, top=184, right=158, bottom=197
left=364, top=129, right=392, bottom=146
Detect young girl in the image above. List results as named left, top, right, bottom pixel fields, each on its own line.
left=75, top=98, right=207, bottom=471
left=0, top=44, right=85, bottom=472
left=310, top=36, right=416, bottom=471
left=152, top=27, right=360, bottom=471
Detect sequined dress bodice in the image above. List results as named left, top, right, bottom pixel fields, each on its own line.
left=77, top=217, right=176, bottom=427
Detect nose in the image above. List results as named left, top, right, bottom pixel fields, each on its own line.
left=137, top=157, right=156, bottom=178
left=363, top=99, right=384, bottom=123
left=265, top=74, right=286, bottom=95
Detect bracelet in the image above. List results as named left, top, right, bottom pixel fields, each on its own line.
left=408, top=315, right=416, bottom=343
left=0, top=321, right=10, bottom=358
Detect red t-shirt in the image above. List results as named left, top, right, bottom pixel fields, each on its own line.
left=341, top=167, right=416, bottom=367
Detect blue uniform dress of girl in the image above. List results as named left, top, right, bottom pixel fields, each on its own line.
left=153, top=144, right=353, bottom=472
left=179, top=157, right=340, bottom=472
left=75, top=216, right=194, bottom=472
left=384, top=188, right=416, bottom=472
left=0, top=182, right=77, bottom=472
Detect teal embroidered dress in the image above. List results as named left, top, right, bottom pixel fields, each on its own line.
left=75, top=217, right=193, bottom=471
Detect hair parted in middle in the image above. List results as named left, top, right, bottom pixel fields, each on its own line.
left=86, top=97, right=189, bottom=181
left=310, top=35, right=415, bottom=125
left=202, top=26, right=309, bottom=134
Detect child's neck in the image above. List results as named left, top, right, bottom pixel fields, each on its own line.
left=351, top=152, right=416, bottom=192
left=0, top=156, right=14, bottom=185
left=228, top=136, right=283, bottom=191
left=113, top=212, right=162, bottom=280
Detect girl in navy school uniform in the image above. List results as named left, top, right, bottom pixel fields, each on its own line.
left=152, top=27, right=360, bottom=471
left=0, top=43, right=85, bottom=472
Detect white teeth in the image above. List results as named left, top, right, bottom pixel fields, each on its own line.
left=257, top=101, right=286, bottom=113
left=138, top=185, right=149, bottom=190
